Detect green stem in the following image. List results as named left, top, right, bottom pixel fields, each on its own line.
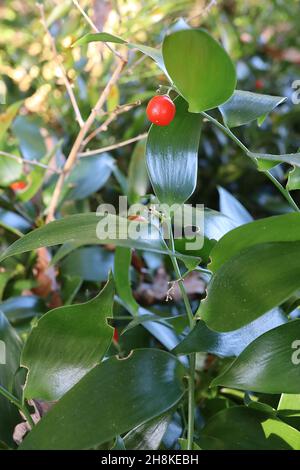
left=264, top=170, right=300, bottom=213
left=201, top=111, right=300, bottom=213
left=187, top=353, right=196, bottom=450
left=0, top=385, right=34, bottom=429
left=167, top=223, right=196, bottom=450
left=201, top=111, right=249, bottom=153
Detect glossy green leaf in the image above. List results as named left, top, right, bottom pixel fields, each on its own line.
left=218, top=186, right=252, bottom=226
left=248, top=150, right=300, bottom=167
left=174, top=308, right=287, bottom=357
left=200, top=241, right=300, bottom=331
left=0, top=211, right=198, bottom=269
left=278, top=394, right=300, bottom=430
left=124, top=413, right=171, bottom=450
left=0, top=101, right=22, bottom=142
left=287, top=166, right=300, bottom=191
left=0, top=311, right=23, bottom=447
left=162, top=29, right=236, bottom=113
left=19, top=349, right=186, bottom=450
left=212, top=321, right=300, bottom=393
left=22, top=276, right=114, bottom=401
left=219, top=90, right=286, bottom=128
left=209, top=213, right=300, bottom=272
left=146, top=97, right=201, bottom=205
left=199, top=406, right=300, bottom=450
left=73, top=32, right=166, bottom=74
left=0, top=213, right=165, bottom=261
left=114, top=246, right=139, bottom=315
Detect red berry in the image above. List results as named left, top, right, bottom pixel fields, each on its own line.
left=146, top=95, right=176, bottom=126
left=255, top=79, right=264, bottom=90
left=10, top=181, right=27, bottom=191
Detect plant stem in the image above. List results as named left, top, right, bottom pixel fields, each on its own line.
left=168, top=223, right=196, bottom=450
left=201, top=111, right=300, bottom=213
left=79, top=133, right=147, bottom=157
left=201, top=111, right=249, bottom=153
left=264, top=170, right=300, bottom=212
left=187, top=353, right=196, bottom=450
left=0, top=385, right=34, bottom=429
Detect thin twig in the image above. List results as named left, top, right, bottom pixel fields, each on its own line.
left=0, top=151, right=61, bottom=173
left=82, top=100, right=141, bottom=147
left=38, top=3, right=84, bottom=128
left=188, top=0, right=217, bottom=23
left=71, top=0, right=126, bottom=61
left=79, top=132, right=147, bottom=157
left=46, top=58, right=127, bottom=223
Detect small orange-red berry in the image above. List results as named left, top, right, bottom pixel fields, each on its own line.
left=10, top=181, right=27, bottom=191
left=146, top=95, right=176, bottom=126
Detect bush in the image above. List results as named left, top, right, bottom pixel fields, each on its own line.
left=0, top=0, right=300, bottom=451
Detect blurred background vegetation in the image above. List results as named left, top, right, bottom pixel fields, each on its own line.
left=0, top=0, right=300, bottom=445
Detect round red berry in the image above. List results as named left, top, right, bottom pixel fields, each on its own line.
left=146, top=95, right=176, bottom=126
left=10, top=181, right=27, bottom=191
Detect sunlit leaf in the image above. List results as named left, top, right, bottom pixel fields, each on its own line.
left=209, top=213, right=300, bottom=272
left=22, top=276, right=114, bottom=401
left=20, top=350, right=186, bottom=450
left=199, top=406, right=300, bottom=450
left=200, top=241, right=300, bottom=331
left=162, top=29, right=236, bottom=112
left=174, top=308, right=287, bottom=357
left=219, top=90, right=286, bottom=128
left=146, top=96, right=201, bottom=205
left=212, top=321, right=300, bottom=394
